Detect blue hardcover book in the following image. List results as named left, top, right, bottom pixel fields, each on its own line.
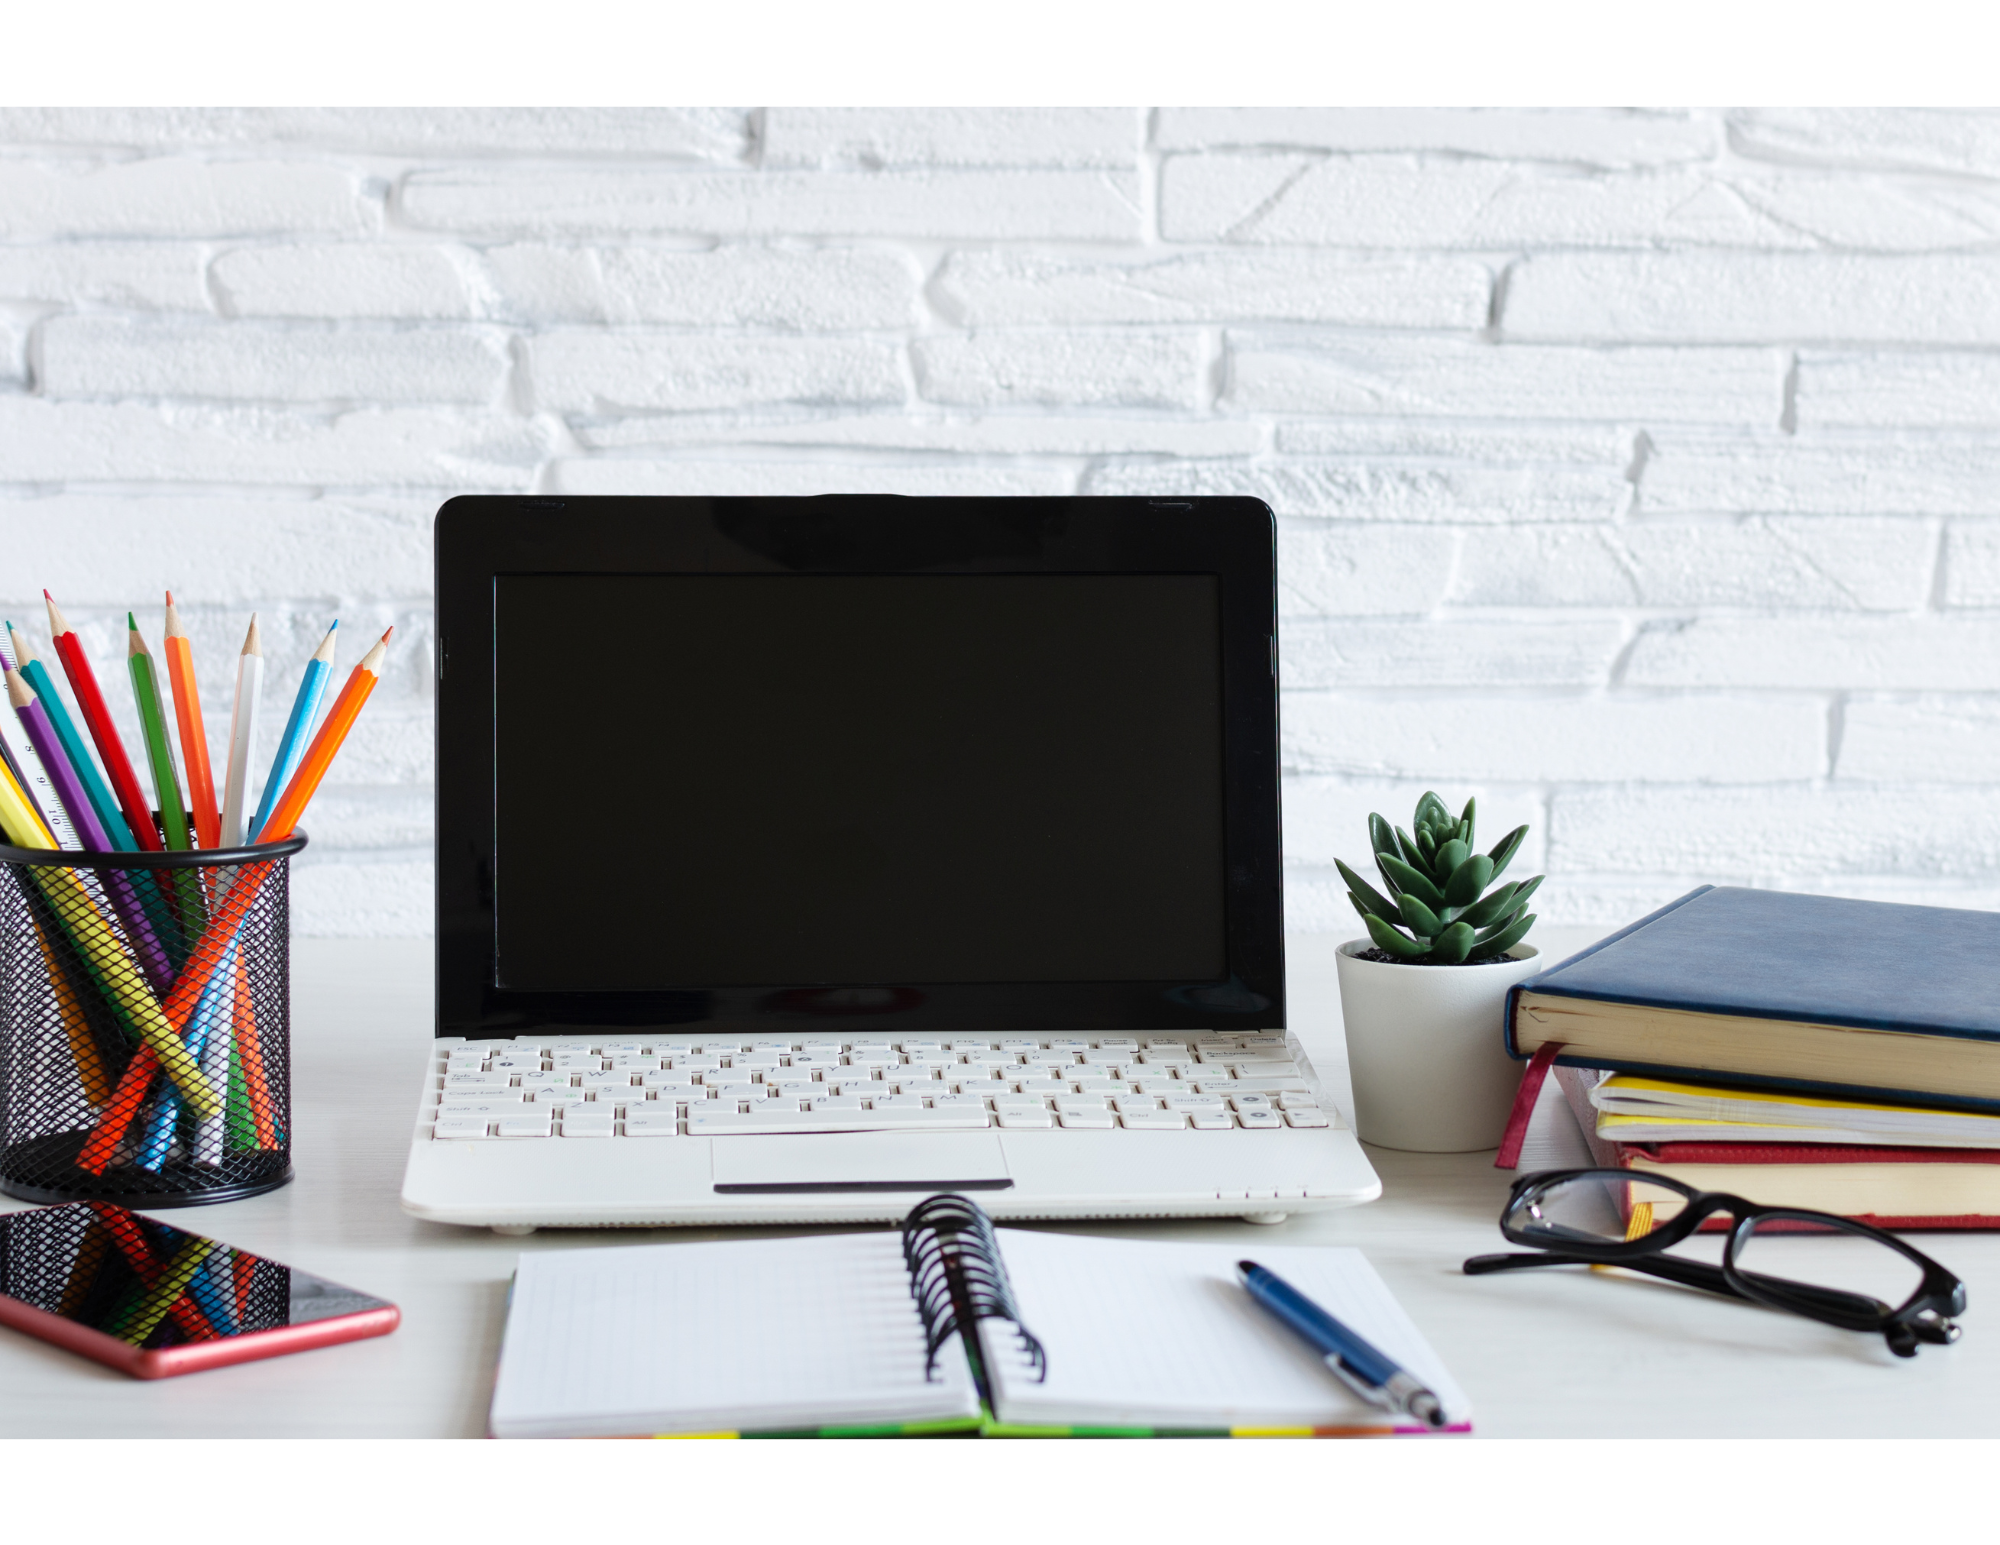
left=1506, top=886, right=2000, bottom=1115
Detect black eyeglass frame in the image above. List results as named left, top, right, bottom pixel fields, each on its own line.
left=1464, top=1168, right=1967, bottom=1358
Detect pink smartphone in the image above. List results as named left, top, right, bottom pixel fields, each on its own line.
left=0, top=1201, right=398, bottom=1379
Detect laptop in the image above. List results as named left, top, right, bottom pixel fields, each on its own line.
left=400, top=495, right=1381, bottom=1231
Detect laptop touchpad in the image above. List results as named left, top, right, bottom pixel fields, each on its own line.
left=710, top=1132, right=1012, bottom=1193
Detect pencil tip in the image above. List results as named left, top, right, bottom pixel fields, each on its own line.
left=243, top=614, right=261, bottom=654
left=127, top=612, right=136, bottom=629
left=381, top=626, right=394, bottom=642
left=165, top=589, right=173, bottom=605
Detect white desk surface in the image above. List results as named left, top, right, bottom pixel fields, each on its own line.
left=4, top=928, right=1995, bottom=1439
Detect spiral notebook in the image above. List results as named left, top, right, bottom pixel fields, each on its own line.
left=488, top=1203, right=1470, bottom=1438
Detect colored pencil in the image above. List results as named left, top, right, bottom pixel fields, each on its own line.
left=7, top=668, right=175, bottom=994
left=233, top=946, right=276, bottom=1148
left=81, top=629, right=394, bottom=1169
left=162, top=592, right=221, bottom=850
left=219, top=615, right=263, bottom=849
left=10, top=620, right=185, bottom=964
left=259, top=626, right=391, bottom=846
left=129, top=613, right=207, bottom=932
left=0, top=627, right=80, bottom=850
left=190, top=942, right=238, bottom=1166
left=247, top=618, right=335, bottom=844
left=0, top=776, right=220, bottom=1122
left=45, top=593, right=164, bottom=851
left=9, top=622, right=137, bottom=850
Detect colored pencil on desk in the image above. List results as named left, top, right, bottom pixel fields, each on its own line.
left=259, top=626, right=391, bottom=846
left=7, top=668, right=176, bottom=994
left=0, top=626, right=80, bottom=850
left=128, top=613, right=206, bottom=931
left=247, top=618, right=334, bottom=844
left=233, top=946, right=276, bottom=1148
left=219, top=616, right=263, bottom=849
left=46, top=593, right=164, bottom=852
left=162, top=592, right=221, bottom=850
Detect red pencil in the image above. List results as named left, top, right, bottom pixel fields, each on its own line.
left=44, top=592, right=163, bottom=852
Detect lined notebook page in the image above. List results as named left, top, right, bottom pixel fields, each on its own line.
left=489, top=1232, right=979, bottom=1438
left=982, top=1231, right=1470, bottom=1431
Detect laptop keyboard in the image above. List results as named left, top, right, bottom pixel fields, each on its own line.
left=422, top=1033, right=1336, bottom=1140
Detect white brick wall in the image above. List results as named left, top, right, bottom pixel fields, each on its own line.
left=3, top=106, right=1997, bottom=937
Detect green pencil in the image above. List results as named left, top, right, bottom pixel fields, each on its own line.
left=128, top=613, right=205, bottom=928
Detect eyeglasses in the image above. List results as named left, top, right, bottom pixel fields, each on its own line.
left=1464, top=1168, right=1966, bottom=1358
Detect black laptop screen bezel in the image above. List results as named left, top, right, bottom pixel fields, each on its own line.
left=434, top=495, right=1284, bottom=1036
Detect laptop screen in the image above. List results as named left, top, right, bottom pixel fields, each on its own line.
left=494, top=573, right=1227, bottom=989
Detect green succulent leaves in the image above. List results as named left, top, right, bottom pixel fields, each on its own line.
left=1341, top=791, right=1541, bottom=965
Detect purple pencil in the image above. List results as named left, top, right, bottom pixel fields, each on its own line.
left=7, top=667, right=176, bottom=994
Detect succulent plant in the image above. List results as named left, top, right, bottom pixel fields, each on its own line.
left=1335, top=791, right=1541, bottom=964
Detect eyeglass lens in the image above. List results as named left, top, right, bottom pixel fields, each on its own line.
left=1732, top=1213, right=1925, bottom=1319
left=1514, top=1173, right=1691, bottom=1247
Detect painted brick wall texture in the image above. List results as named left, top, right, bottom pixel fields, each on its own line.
left=2, top=106, right=1996, bottom=937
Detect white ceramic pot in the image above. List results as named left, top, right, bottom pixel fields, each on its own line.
left=1335, top=940, right=1543, bottom=1153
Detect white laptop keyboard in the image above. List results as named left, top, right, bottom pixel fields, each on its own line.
left=422, top=1032, right=1335, bottom=1140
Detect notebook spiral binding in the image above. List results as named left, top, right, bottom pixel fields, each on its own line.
left=901, top=1193, right=1046, bottom=1386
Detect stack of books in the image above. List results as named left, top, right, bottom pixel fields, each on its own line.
left=1499, top=886, right=2000, bottom=1228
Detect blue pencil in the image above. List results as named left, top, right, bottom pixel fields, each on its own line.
left=246, top=620, right=335, bottom=844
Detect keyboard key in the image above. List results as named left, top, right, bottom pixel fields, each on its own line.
left=846, top=1048, right=898, bottom=1065
left=1190, top=1112, right=1236, bottom=1130
left=991, top=1093, right=1049, bottom=1110
left=643, top=1069, right=695, bottom=1087
left=931, top=1094, right=990, bottom=1109
left=1080, top=1048, right=1126, bottom=1064
left=1110, top=1095, right=1159, bottom=1113
left=811, top=1095, right=863, bottom=1110
left=437, top=1099, right=522, bottom=1116
left=1074, top=1077, right=1126, bottom=1093
left=581, top=1072, right=637, bottom=1090
left=496, top=1115, right=553, bottom=1138
left=1058, top=1108, right=1115, bottom=1129
left=1049, top=1038, right=1089, bottom=1051
left=562, top=1114, right=616, bottom=1137
left=1132, top=1077, right=1182, bottom=1095
left=1163, top=1094, right=1225, bottom=1111
left=1223, top=1076, right=1313, bottom=1094
left=949, top=1039, right=996, bottom=1051
left=1275, top=1093, right=1320, bottom=1111
left=443, top=1072, right=511, bottom=1091
left=997, top=1109, right=1053, bottom=1129
left=1097, top=1037, right=1139, bottom=1050
left=1238, top=1110, right=1283, bottom=1129
left=870, top=1093, right=928, bottom=1108
left=625, top=1113, right=680, bottom=1136
left=1229, top=1094, right=1274, bottom=1110
left=432, top=1119, right=491, bottom=1140
left=1120, top=1110, right=1187, bottom=1130
left=687, top=1107, right=991, bottom=1134
left=551, top=1055, right=603, bottom=1071
left=1284, top=1109, right=1331, bottom=1128
left=610, top=1056, right=660, bottom=1071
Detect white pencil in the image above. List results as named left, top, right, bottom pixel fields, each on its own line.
left=219, top=615, right=264, bottom=849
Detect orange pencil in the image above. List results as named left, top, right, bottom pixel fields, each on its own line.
left=162, top=592, right=220, bottom=850
left=258, top=626, right=392, bottom=845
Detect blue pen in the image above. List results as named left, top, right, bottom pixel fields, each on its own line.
left=1236, top=1260, right=1447, bottom=1429
left=247, top=619, right=335, bottom=843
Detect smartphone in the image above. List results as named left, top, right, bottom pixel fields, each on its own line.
left=0, top=1201, right=398, bottom=1379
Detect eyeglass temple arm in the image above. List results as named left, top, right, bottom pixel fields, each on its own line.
left=1463, top=1250, right=1742, bottom=1298
left=1466, top=1250, right=1892, bottom=1321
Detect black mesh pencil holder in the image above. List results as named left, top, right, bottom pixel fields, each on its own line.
left=0, top=831, right=305, bottom=1207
